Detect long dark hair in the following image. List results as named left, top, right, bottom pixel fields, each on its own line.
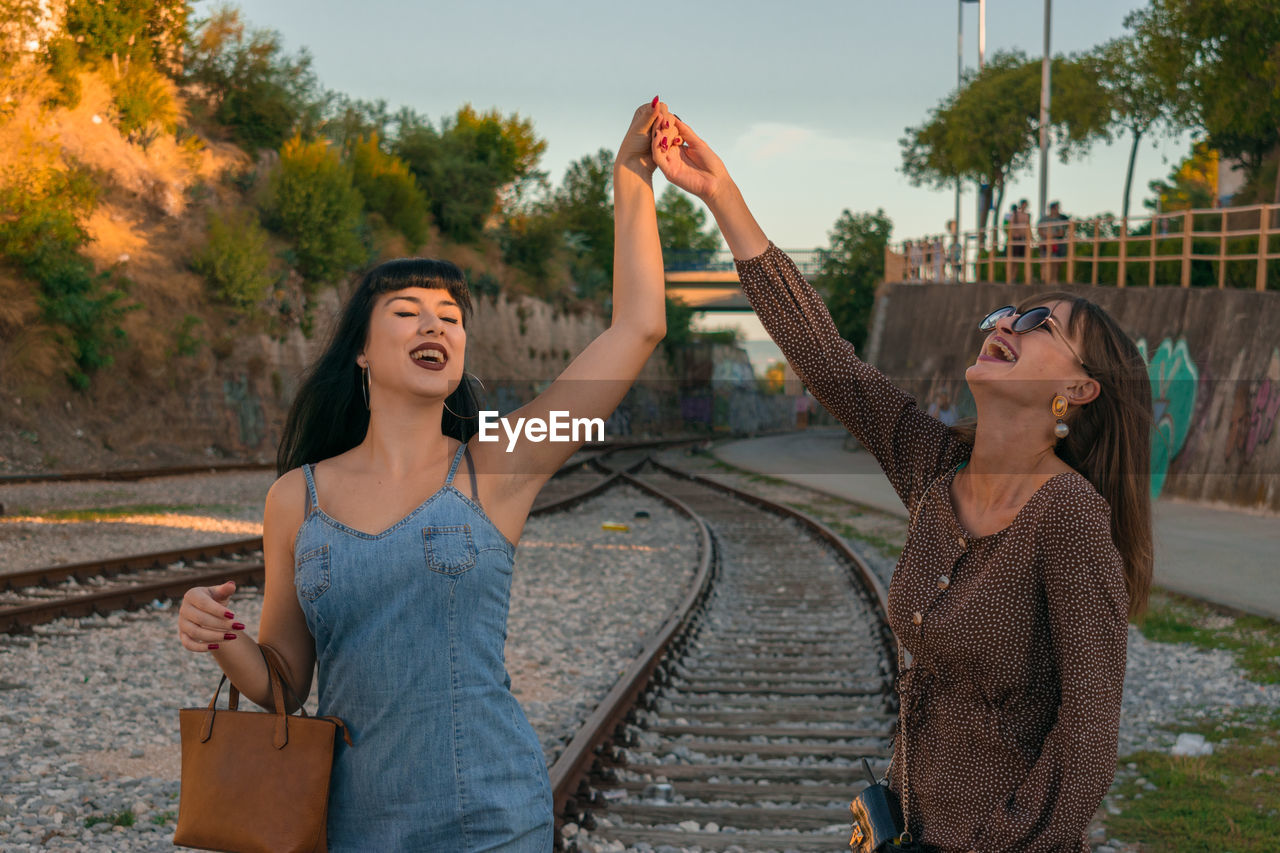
left=276, top=259, right=481, bottom=475
left=950, top=291, right=1154, bottom=618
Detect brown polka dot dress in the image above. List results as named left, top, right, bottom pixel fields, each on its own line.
left=736, top=244, right=1128, bottom=853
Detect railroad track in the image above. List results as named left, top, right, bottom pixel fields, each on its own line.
left=0, top=445, right=654, bottom=634
left=549, top=457, right=897, bottom=852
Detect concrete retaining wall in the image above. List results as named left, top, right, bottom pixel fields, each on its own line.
left=864, top=282, right=1280, bottom=512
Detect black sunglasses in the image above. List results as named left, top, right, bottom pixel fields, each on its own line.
left=979, top=305, right=1088, bottom=370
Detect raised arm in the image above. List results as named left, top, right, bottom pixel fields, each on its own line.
left=475, top=100, right=668, bottom=489
left=655, top=115, right=962, bottom=512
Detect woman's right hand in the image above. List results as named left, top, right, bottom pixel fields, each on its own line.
left=178, top=580, right=244, bottom=652
left=653, top=114, right=731, bottom=204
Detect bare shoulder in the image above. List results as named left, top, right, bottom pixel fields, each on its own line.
left=264, top=468, right=308, bottom=549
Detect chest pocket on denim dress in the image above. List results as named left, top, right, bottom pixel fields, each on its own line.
left=295, top=544, right=331, bottom=601
left=423, top=524, right=476, bottom=575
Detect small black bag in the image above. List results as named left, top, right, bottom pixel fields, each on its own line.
left=849, top=758, right=913, bottom=851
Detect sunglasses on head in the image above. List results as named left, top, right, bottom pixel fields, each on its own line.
left=979, top=305, right=1088, bottom=370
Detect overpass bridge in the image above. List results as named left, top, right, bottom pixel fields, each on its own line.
left=665, top=249, right=823, bottom=311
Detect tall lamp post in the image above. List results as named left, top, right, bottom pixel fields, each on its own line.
left=958, top=0, right=985, bottom=280
left=1039, top=0, right=1052, bottom=221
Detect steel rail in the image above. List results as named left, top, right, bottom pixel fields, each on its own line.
left=0, top=440, right=698, bottom=634
left=646, top=457, right=898, bottom=664
left=546, top=454, right=899, bottom=848
left=547, top=466, right=716, bottom=821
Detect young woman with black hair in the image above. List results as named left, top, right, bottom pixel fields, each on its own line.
left=176, top=100, right=678, bottom=851
left=653, top=110, right=1153, bottom=853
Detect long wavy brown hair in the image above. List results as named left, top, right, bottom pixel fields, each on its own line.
left=950, top=291, right=1154, bottom=618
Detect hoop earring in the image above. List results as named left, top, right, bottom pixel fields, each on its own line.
left=465, top=372, right=485, bottom=390
left=442, top=398, right=479, bottom=420
left=361, top=365, right=370, bottom=410
left=1052, top=394, right=1069, bottom=439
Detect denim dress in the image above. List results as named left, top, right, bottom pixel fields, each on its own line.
left=294, top=444, right=553, bottom=851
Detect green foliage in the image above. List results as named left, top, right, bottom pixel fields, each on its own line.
left=393, top=105, right=547, bottom=243
left=1091, top=36, right=1176, bottom=218
left=56, top=0, right=189, bottom=76
left=1139, top=590, right=1280, bottom=684
left=500, top=206, right=561, bottom=281
left=84, top=810, right=135, bottom=828
left=1146, top=142, right=1217, bottom=213
left=261, top=135, right=366, bottom=287
left=656, top=185, right=722, bottom=253
left=112, top=64, right=178, bottom=146
left=900, top=52, right=1110, bottom=226
left=43, top=36, right=83, bottom=108
left=322, top=95, right=390, bottom=152
left=191, top=208, right=275, bottom=308
left=186, top=7, right=320, bottom=151
left=553, top=148, right=614, bottom=295
left=0, top=166, right=133, bottom=388
left=662, top=295, right=696, bottom=363
left=812, top=209, right=893, bottom=351
left=1106, top=708, right=1280, bottom=851
left=347, top=133, right=428, bottom=246
left=1127, top=0, right=1280, bottom=195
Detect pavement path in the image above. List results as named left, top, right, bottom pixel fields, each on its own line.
left=716, top=429, right=1280, bottom=621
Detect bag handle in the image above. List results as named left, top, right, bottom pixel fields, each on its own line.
left=199, top=643, right=351, bottom=748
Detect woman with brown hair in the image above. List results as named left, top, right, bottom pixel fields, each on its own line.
left=654, top=111, right=1153, bottom=853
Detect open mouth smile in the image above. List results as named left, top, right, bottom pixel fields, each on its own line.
left=410, top=342, right=448, bottom=371
left=978, top=335, right=1018, bottom=364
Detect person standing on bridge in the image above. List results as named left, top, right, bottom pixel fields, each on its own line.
left=174, top=100, right=675, bottom=851
left=652, top=109, right=1153, bottom=853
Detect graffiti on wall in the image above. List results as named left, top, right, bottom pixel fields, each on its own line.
left=1136, top=338, right=1199, bottom=500
left=1226, top=347, right=1280, bottom=463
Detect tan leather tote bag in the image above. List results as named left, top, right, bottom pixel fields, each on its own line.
left=175, top=643, right=351, bottom=853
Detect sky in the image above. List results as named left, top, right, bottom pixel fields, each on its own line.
left=216, top=0, right=1192, bottom=364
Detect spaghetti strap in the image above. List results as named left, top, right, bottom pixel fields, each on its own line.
left=301, top=463, right=319, bottom=519
left=443, top=442, right=468, bottom=487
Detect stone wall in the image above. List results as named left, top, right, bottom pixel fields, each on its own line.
left=864, top=281, right=1280, bottom=511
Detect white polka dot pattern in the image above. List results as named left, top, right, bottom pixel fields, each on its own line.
left=736, top=244, right=1129, bottom=853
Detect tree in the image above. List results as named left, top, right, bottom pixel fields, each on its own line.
left=1127, top=0, right=1280, bottom=202
left=348, top=133, right=429, bottom=246
left=900, top=51, right=1109, bottom=231
left=186, top=7, right=321, bottom=151
left=1092, top=36, right=1176, bottom=220
left=1145, top=141, right=1217, bottom=213
left=61, top=0, right=189, bottom=74
left=811, top=209, right=892, bottom=351
left=261, top=135, right=367, bottom=287
left=656, top=185, right=722, bottom=254
left=393, top=105, right=546, bottom=243
left=553, top=148, right=614, bottom=296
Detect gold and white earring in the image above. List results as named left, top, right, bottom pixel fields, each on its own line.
left=1052, top=395, right=1069, bottom=439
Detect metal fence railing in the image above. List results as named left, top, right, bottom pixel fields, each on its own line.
left=889, top=203, right=1280, bottom=290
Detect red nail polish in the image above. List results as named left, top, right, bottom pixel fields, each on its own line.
left=232, top=623, right=245, bottom=630
left=662, top=120, right=670, bottom=130
left=659, top=137, right=669, bottom=151
left=224, top=611, right=234, bottom=619
left=673, top=137, right=682, bottom=146
left=651, top=95, right=659, bottom=109
left=224, top=633, right=237, bottom=640
left=208, top=644, right=220, bottom=651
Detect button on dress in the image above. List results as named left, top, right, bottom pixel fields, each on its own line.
left=736, top=244, right=1129, bottom=853
left=294, top=445, right=553, bottom=851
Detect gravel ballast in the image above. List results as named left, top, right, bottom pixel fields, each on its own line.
left=0, top=482, right=698, bottom=852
